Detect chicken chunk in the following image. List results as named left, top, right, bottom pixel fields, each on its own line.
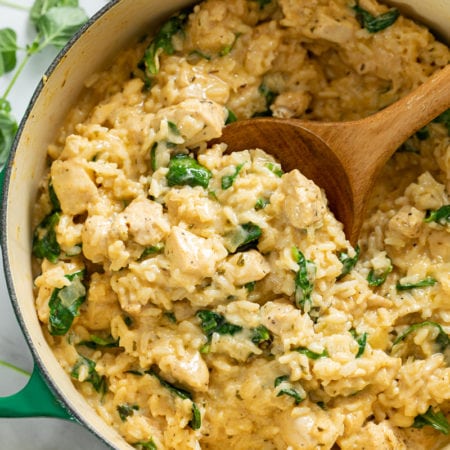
left=51, top=160, right=98, bottom=215
left=83, top=272, right=121, bottom=330
left=226, top=250, right=270, bottom=285
left=158, top=350, right=209, bottom=392
left=159, top=99, right=226, bottom=147
left=279, top=404, right=344, bottom=449
left=387, top=206, right=424, bottom=239
left=338, top=421, right=407, bottom=450
left=122, top=198, right=170, bottom=246
left=164, top=226, right=227, bottom=279
left=280, top=170, right=326, bottom=229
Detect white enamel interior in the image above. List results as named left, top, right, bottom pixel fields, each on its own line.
left=2, top=0, right=449, bottom=448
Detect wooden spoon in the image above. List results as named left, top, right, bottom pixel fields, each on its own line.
left=216, top=65, right=450, bottom=244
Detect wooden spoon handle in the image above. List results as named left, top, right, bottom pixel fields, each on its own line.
left=303, top=64, right=450, bottom=174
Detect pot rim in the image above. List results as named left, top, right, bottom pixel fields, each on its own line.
left=1, top=0, right=120, bottom=447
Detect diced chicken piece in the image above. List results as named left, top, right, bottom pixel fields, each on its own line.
left=387, top=206, right=424, bottom=239
left=226, top=250, right=270, bottom=285
left=280, top=169, right=326, bottom=229
left=81, top=215, right=114, bottom=263
left=165, top=226, right=227, bottom=278
left=338, top=421, right=407, bottom=450
left=122, top=198, right=170, bottom=246
left=158, top=350, right=209, bottom=392
left=272, top=90, right=311, bottom=118
left=279, top=404, right=344, bottom=449
left=312, top=9, right=354, bottom=44
left=160, top=99, right=226, bottom=147
left=51, top=160, right=98, bottom=215
left=165, top=188, right=222, bottom=226
left=260, top=300, right=315, bottom=349
left=83, top=272, right=121, bottom=330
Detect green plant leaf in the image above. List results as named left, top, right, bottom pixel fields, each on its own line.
left=337, top=245, right=360, bottom=280
left=35, top=6, right=88, bottom=50
left=413, top=407, right=450, bottom=435
left=48, top=270, right=86, bottom=335
left=0, top=28, right=18, bottom=75
left=0, top=99, right=18, bottom=168
left=30, top=0, right=79, bottom=26
left=292, top=247, right=316, bottom=310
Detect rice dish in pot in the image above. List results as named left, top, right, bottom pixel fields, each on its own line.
left=31, top=0, right=450, bottom=448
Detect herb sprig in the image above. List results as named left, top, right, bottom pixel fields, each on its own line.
left=0, top=0, right=88, bottom=168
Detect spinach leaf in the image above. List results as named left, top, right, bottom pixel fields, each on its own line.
left=117, top=404, right=139, bottom=422
left=0, top=99, right=18, bottom=167
left=139, top=243, right=164, bottom=260
left=367, top=262, right=392, bottom=287
left=190, top=403, right=202, bottom=430
left=221, top=163, right=244, bottom=190
left=415, top=126, right=430, bottom=140
left=166, top=154, right=212, bottom=188
left=32, top=211, right=61, bottom=263
left=353, top=4, right=399, bottom=33
left=433, top=109, right=450, bottom=135
left=425, top=205, right=450, bottom=225
left=292, top=247, right=316, bottom=310
left=274, top=375, right=304, bottom=405
left=71, top=354, right=106, bottom=394
left=196, top=309, right=243, bottom=340
left=220, top=33, right=241, bottom=56
left=255, top=197, right=269, bottom=210
left=337, top=245, right=360, bottom=280
left=35, top=6, right=88, bottom=49
left=48, top=178, right=61, bottom=211
left=250, top=324, right=272, bottom=347
left=142, top=9, right=190, bottom=77
left=147, top=368, right=201, bottom=430
left=244, top=281, right=256, bottom=292
left=133, top=440, right=158, bottom=450
left=78, top=334, right=120, bottom=350
left=224, top=222, right=262, bottom=253
left=413, top=406, right=450, bottom=435
left=350, top=330, right=368, bottom=358
left=254, top=84, right=276, bottom=117
left=392, top=321, right=450, bottom=351
left=251, top=0, right=272, bottom=9
left=225, top=108, right=237, bottom=124
left=396, top=277, right=437, bottom=291
left=265, top=162, right=283, bottom=177
left=48, top=270, right=86, bottom=335
left=295, top=347, right=328, bottom=360
left=0, top=28, right=18, bottom=75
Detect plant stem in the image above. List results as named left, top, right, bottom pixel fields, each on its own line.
left=1, top=51, right=31, bottom=100
left=0, top=359, right=31, bottom=377
left=0, top=0, right=29, bottom=10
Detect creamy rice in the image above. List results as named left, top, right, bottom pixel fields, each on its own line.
left=32, top=0, right=450, bottom=448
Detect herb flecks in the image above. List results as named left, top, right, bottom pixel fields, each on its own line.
left=274, top=375, right=304, bottom=405
left=425, top=205, right=450, bottom=225
left=292, top=247, right=316, bottom=311
left=337, top=245, right=360, bottom=281
left=413, top=407, right=450, bottom=435
left=353, top=4, right=399, bottom=33
left=146, top=368, right=201, bottom=430
left=396, top=277, right=437, bottom=291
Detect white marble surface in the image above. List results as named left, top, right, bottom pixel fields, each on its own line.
left=0, top=1, right=110, bottom=448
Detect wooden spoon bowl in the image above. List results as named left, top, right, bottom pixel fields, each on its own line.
left=216, top=65, right=450, bottom=244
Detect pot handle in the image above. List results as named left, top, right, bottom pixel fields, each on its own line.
left=0, top=364, right=72, bottom=420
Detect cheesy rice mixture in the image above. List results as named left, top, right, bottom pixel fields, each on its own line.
left=32, top=0, right=450, bottom=448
